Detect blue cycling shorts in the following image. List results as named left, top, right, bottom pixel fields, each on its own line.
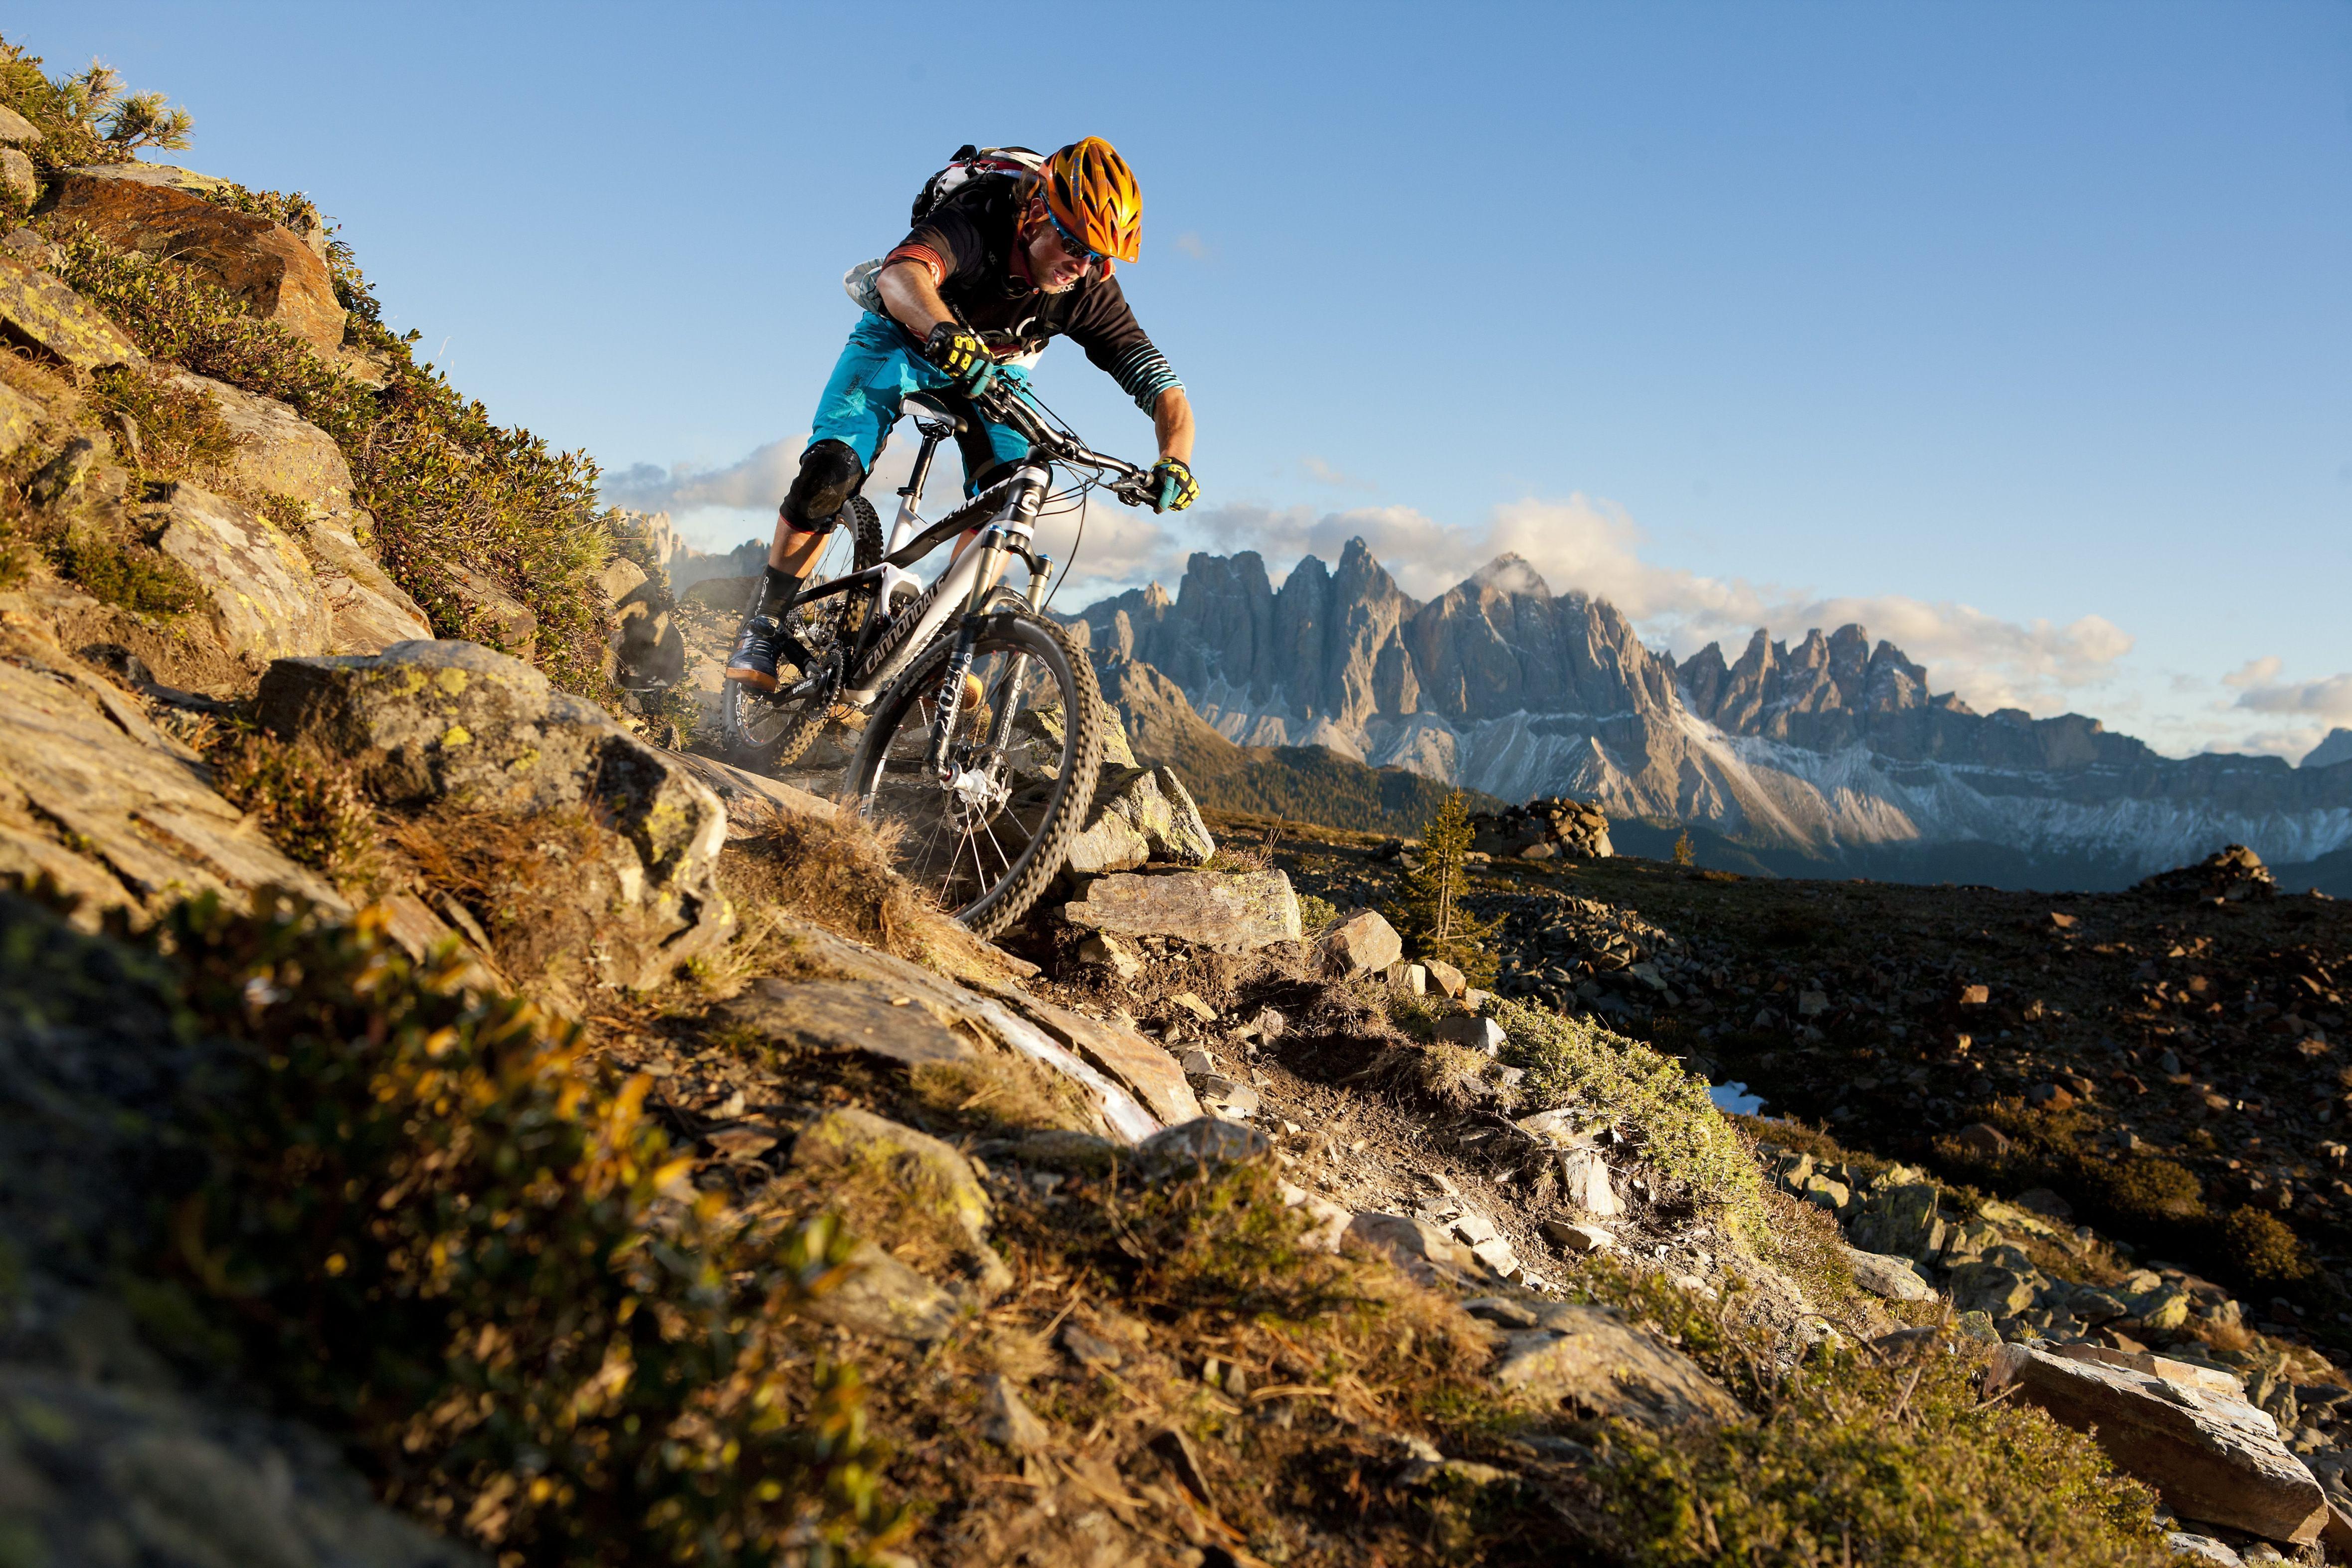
left=808, top=312, right=1031, bottom=495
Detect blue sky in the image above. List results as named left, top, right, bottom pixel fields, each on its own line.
left=19, top=1, right=2351, bottom=758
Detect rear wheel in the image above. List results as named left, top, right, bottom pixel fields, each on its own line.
left=844, top=606, right=1103, bottom=937
left=723, top=496, right=883, bottom=770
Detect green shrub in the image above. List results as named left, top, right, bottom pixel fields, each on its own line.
left=2083, top=1155, right=2205, bottom=1223
left=164, top=890, right=900, bottom=1565
left=0, top=37, right=188, bottom=173
left=1542, top=1260, right=2166, bottom=1563
left=1591, top=1329, right=2169, bottom=1566
left=1384, top=791, right=1504, bottom=984
left=206, top=732, right=375, bottom=885
left=1494, top=999, right=1768, bottom=1245
left=55, top=526, right=199, bottom=614
left=88, top=363, right=244, bottom=481
left=1296, top=891, right=1339, bottom=935
left=2220, top=1205, right=2313, bottom=1284
left=254, top=492, right=310, bottom=534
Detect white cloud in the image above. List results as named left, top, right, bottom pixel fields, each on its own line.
left=601, top=440, right=802, bottom=516
left=2224, top=655, right=2286, bottom=690
left=1300, top=456, right=1377, bottom=491
left=2213, top=725, right=2333, bottom=762
left=599, top=432, right=988, bottom=555
left=2228, top=666, right=2352, bottom=721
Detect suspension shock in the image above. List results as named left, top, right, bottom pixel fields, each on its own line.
left=925, top=477, right=1037, bottom=778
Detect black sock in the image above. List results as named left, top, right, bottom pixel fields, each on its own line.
left=751, top=565, right=804, bottom=621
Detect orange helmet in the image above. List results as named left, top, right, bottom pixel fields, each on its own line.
left=1042, top=138, right=1142, bottom=264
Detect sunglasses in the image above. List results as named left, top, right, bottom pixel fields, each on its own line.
left=1043, top=207, right=1109, bottom=268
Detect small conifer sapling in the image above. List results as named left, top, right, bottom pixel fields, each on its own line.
left=1383, top=791, right=1505, bottom=986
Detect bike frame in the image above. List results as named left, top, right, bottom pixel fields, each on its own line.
left=838, top=463, right=1047, bottom=706
left=776, top=381, right=1150, bottom=712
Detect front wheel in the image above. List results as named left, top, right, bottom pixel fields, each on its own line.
left=844, top=606, right=1104, bottom=937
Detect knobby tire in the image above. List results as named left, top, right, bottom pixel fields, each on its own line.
left=847, top=606, right=1104, bottom=937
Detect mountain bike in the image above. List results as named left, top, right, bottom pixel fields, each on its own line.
left=723, top=378, right=1160, bottom=935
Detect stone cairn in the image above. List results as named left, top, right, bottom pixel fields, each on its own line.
left=1470, top=796, right=1614, bottom=863
left=2135, top=844, right=2277, bottom=905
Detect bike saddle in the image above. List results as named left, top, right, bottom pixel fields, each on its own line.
left=903, top=390, right=969, bottom=434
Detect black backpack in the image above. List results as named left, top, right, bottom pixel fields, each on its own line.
left=909, top=145, right=1045, bottom=225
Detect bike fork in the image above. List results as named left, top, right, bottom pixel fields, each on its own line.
left=923, top=528, right=1010, bottom=778
left=977, top=553, right=1052, bottom=756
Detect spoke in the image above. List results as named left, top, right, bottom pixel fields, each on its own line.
left=942, top=825, right=978, bottom=910
left=979, top=811, right=1014, bottom=880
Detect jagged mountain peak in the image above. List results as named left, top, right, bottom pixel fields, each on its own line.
left=1462, top=553, right=1553, bottom=600
left=1066, top=539, right=2352, bottom=886
left=2306, top=728, right=2352, bottom=770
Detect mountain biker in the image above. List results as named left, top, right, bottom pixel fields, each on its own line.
left=726, top=137, right=1198, bottom=691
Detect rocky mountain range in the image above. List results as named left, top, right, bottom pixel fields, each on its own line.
left=1067, top=542, right=2352, bottom=891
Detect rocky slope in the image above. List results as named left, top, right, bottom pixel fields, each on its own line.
left=6, top=31, right=2345, bottom=1567
left=1065, top=544, right=2352, bottom=893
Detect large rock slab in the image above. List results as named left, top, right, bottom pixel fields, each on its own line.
left=1063, top=764, right=1216, bottom=874
left=43, top=167, right=345, bottom=350
left=0, top=379, right=43, bottom=457
left=800, top=1240, right=958, bottom=1342
left=2045, top=1342, right=2244, bottom=1400
left=443, top=561, right=536, bottom=659
left=308, top=521, right=432, bottom=654
left=790, top=1107, right=993, bottom=1252
left=1493, top=1306, right=1742, bottom=1428
left=1841, top=1245, right=1933, bottom=1302
left=1141, top=1117, right=1271, bottom=1174
left=1983, top=1341, right=2328, bottom=1545
left=721, top=977, right=974, bottom=1066
left=1006, top=990, right=1202, bottom=1126
left=0, top=1363, right=483, bottom=1568
left=153, top=482, right=333, bottom=666
left=1318, top=907, right=1402, bottom=974
left=0, top=254, right=143, bottom=370
left=1846, top=1181, right=1948, bottom=1263
left=1061, top=868, right=1301, bottom=951
left=255, top=640, right=731, bottom=987
left=1948, top=1261, right=2037, bottom=1318
left=751, top=912, right=1160, bottom=1144
left=0, top=618, right=340, bottom=924
left=1344, top=1211, right=1486, bottom=1285
left=159, top=367, right=356, bottom=521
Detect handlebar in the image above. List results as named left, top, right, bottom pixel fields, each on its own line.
left=971, top=377, right=1158, bottom=505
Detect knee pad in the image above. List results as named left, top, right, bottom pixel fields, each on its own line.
left=779, top=439, right=867, bottom=532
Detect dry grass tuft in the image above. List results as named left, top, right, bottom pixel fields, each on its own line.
left=387, top=802, right=607, bottom=997
left=718, top=804, right=931, bottom=960
left=87, top=363, right=243, bottom=482
left=906, top=1054, right=1102, bottom=1137
left=1365, top=1037, right=1506, bottom=1111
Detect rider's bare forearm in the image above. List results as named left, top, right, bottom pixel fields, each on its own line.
left=1153, top=387, right=1195, bottom=465
left=878, top=261, right=956, bottom=338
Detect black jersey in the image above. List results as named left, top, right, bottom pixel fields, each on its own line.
left=887, top=176, right=1180, bottom=412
